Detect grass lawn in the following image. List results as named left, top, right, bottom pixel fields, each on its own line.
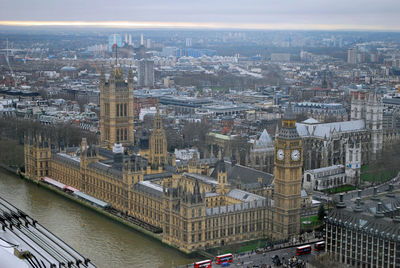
left=324, top=185, right=356, bottom=194
left=301, top=215, right=321, bottom=228
left=360, top=164, right=397, bottom=183
left=302, top=215, right=319, bottom=223
left=361, top=170, right=396, bottom=183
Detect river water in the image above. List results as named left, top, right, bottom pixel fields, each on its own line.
left=0, top=170, right=195, bottom=268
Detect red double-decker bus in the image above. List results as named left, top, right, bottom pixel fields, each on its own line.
left=314, top=241, right=325, bottom=251
left=215, top=253, right=233, bottom=264
left=296, top=245, right=312, bottom=255
left=193, top=259, right=212, bottom=268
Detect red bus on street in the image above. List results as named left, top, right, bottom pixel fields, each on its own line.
left=193, top=259, right=212, bottom=268
left=314, top=241, right=325, bottom=251
left=296, top=245, right=312, bottom=255
left=215, top=253, right=233, bottom=264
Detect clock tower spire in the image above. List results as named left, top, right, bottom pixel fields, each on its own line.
left=272, top=102, right=303, bottom=240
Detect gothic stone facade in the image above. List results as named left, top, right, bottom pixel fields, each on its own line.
left=100, top=66, right=135, bottom=149
left=24, top=137, right=276, bottom=253
left=298, top=91, right=384, bottom=171
left=23, top=71, right=304, bottom=253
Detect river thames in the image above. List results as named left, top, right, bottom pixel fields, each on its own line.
left=0, top=170, right=195, bottom=268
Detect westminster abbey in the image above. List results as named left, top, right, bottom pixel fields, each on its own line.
left=24, top=68, right=304, bottom=253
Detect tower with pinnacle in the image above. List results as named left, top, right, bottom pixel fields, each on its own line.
left=99, top=66, right=135, bottom=149
left=149, top=106, right=167, bottom=169
left=272, top=103, right=303, bottom=240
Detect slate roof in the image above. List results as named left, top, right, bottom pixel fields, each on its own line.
left=52, top=153, right=80, bottom=168
left=255, top=129, right=273, bottom=147
left=210, top=161, right=274, bottom=186
left=143, top=172, right=173, bottom=180
left=296, top=119, right=366, bottom=138
left=173, top=158, right=218, bottom=169
left=184, top=173, right=219, bottom=185
left=134, top=180, right=164, bottom=198
left=307, top=164, right=345, bottom=174
left=328, top=209, right=400, bottom=239
left=328, top=186, right=400, bottom=238
left=206, top=198, right=266, bottom=216
left=88, top=161, right=123, bottom=178
left=227, top=189, right=266, bottom=202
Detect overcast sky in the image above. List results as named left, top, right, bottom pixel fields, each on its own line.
left=1, top=0, right=399, bottom=30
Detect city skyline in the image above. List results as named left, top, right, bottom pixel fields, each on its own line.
left=0, top=0, right=400, bottom=31
left=2, top=1, right=400, bottom=265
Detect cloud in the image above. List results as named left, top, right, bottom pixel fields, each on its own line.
left=1, top=0, right=399, bottom=30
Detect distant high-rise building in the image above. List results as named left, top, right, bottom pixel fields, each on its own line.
left=357, top=52, right=366, bottom=63
left=370, top=52, right=379, bottom=63
left=347, top=47, right=358, bottom=64
left=108, top=34, right=123, bottom=52
left=140, top=33, right=144, bottom=46
left=128, top=34, right=133, bottom=46
left=137, top=59, right=154, bottom=88
left=145, top=39, right=151, bottom=49
left=185, top=38, right=192, bottom=47
left=160, top=46, right=178, bottom=57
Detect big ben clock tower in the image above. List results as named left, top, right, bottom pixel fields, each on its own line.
left=272, top=103, right=303, bottom=240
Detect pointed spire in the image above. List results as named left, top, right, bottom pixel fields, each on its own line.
left=110, top=65, right=115, bottom=80
left=217, top=149, right=226, bottom=173
left=153, top=104, right=162, bottom=130
left=256, top=129, right=272, bottom=146
left=128, top=65, right=134, bottom=90
left=114, top=64, right=122, bottom=80
left=218, top=148, right=222, bottom=160
left=283, top=101, right=295, bottom=121
left=275, top=124, right=279, bottom=137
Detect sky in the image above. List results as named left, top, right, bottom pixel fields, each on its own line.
left=0, top=0, right=400, bottom=31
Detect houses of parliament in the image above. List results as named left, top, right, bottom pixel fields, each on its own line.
left=24, top=67, right=304, bottom=253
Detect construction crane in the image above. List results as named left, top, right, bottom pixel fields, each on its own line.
left=5, top=38, right=15, bottom=84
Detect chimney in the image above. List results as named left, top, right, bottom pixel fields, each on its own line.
left=387, top=184, right=395, bottom=198
left=353, top=197, right=363, bottom=212
left=371, top=187, right=380, bottom=201
left=375, top=202, right=384, bottom=218
left=336, top=193, right=346, bottom=209
left=357, top=189, right=365, bottom=204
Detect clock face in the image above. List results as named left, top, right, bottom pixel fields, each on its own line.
left=291, top=150, right=300, bottom=161
left=277, top=149, right=284, bottom=160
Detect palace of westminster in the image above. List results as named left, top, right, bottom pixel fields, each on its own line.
left=24, top=67, right=387, bottom=253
